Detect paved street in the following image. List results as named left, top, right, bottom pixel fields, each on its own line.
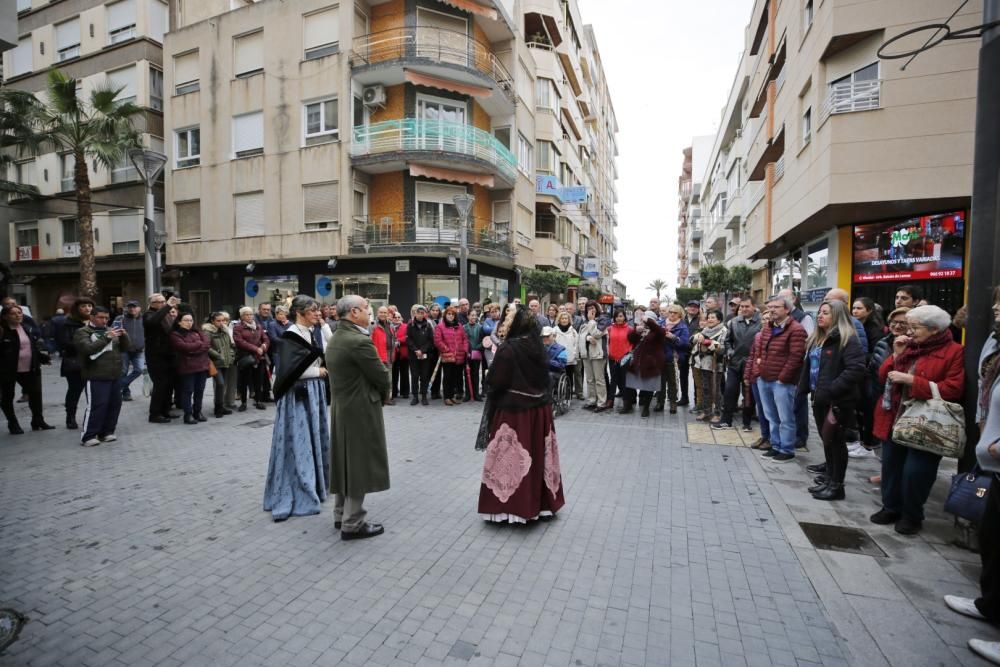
left=0, top=368, right=997, bottom=666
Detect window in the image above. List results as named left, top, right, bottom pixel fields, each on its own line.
left=232, top=112, right=264, bottom=157
left=111, top=155, right=137, bottom=183
left=802, top=107, right=812, bottom=145
left=478, top=276, right=509, bottom=305
left=804, top=0, right=814, bottom=31
left=303, top=182, right=339, bottom=230
left=234, top=30, right=263, bottom=78
left=829, top=62, right=880, bottom=114
left=517, top=133, right=532, bottom=176
left=110, top=210, right=141, bottom=254
left=107, top=0, right=136, bottom=44
left=492, top=200, right=511, bottom=242
left=806, top=239, right=829, bottom=290
left=61, top=154, right=75, bottom=192
left=303, top=7, right=339, bottom=60
left=516, top=204, right=533, bottom=247
left=9, top=37, right=31, bottom=77
left=535, top=78, right=558, bottom=112
left=303, top=97, right=338, bottom=145
left=175, top=200, right=201, bottom=239
left=12, top=160, right=35, bottom=189
left=107, top=66, right=137, bottom=105
left=15, top=222, right=39, bottom=260
left=149, top=0, right=167, bottom=43
left=416, top=182, right=463, bottom=239
left=175, top=127, right=200, bottom=168
left=56, top=18, right=81, bottom=61
left=352, top=93, right=366, bottom=128
left=353, top=184, right=367, bottom=224
left=493, top=126, right=511, bottom=150
left=519, top=61, right=534, bottom=108
left=174, top=51, right=199, bottom=95
left=415, top=7, right=468, bottom=67
left=62, top=218, right=79, bottom=244
left=234, top=191, right=265, bottom=237
left=17, top=0, right=30, bottom=12
left=149, top=67, right=163, bottom=110
left=536, top=140, right=556, bottom=174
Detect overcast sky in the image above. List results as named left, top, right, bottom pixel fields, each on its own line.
left=577, top=0, right=751, bottom=304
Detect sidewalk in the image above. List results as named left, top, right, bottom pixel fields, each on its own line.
left=0, top=367, right=994, bottom=666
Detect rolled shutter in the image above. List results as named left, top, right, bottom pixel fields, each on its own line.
left=111, top=211, right=141, bottom=242
left=235, top=192, right=265, bottom=237
left=304, top=8, right=339, bottom=50
left=10, top=38, right=32, bottom=76
left=175, top=201, right=201, bottom=239
left=234, top=31, right=263, bottom=75
left=107, top=66, right=137, bottom=100
left=233, top=112, right=263, bottom=154
left=107, top=0, right=136, bottom=31
left=304, top=182, right=339, bottom=225
left=56, top=19, right=80, bottom=49
left=174, top=51, right=198, bottom=86
left=415, top=182, right=465, bottom=204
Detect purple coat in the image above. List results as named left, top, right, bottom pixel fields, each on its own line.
left=169, top=328, right=211, bottom=374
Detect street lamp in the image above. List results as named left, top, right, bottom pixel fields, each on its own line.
left=452, top=193, right=475, bottom=299
left=560, top=255, right=571, bottom=271
left=129, top=148, right=167, bottom=294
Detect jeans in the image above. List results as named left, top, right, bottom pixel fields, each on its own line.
left=120, top=350, right=145, bottom=395
left=813, top=401, right=854, bottom=485
left=751, top=381, right=770, bottom=440
left=880, top=438, right=942, bottom=523
left=756, top=379, right=797, bottom=454
left=179, top=371, right=207, bottom=416
left=83, top=378, right=123, bottom=441
left=794, top=389, right=810, bottom=446
left=212, top=366, right=229, bottom=410
left=721, top=363, right=753, bottom=427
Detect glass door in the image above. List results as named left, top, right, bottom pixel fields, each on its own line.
left=416, top=94, right=467, bottom=152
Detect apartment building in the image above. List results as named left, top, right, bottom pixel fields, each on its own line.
left=2, top=0, right=169, bottom=314
left=676, top=145, right=691, bottom=285
left=678, top=135, right=713, bottom=288
left=685, top=0, right=979, bottom=312
left=163, top=0, right=618, bottom=316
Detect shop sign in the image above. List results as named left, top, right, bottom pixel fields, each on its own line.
left=535, top=175, right=588, bottom=204
left=395, top=259, right=410, bottom=272
left=852, top=210, right=965, bottom=283
left=582, top=257, right=600, bottom=280
left=598, top=294, right=615, bottom=305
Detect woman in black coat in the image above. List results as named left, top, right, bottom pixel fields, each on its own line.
left=57, top=297, right=94, bottom=429
left=0, top=304, right=54, bottom=433
left=798, top=300, right=866, bottom=500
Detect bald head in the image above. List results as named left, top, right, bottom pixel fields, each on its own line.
left=826, top=288, right=849, bottom=305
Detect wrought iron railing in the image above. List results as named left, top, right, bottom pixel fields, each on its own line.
left=351, top=26, right=514, bottom=99
left=820, top=79, right=881, bottom=124
left=348, top=213, right=513, bottom=258
left=351, top=119, right=518, bottom=183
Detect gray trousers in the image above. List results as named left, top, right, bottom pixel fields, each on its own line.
left=334, top=494, right=366, bottom=532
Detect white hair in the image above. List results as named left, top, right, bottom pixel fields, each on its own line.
left=768, top=295, right=795, bottom=312
left=907, top=305, right=951, bottom=332
left=238, top=306, right=253, bottom=316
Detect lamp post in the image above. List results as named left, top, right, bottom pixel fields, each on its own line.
left=129, top=148, right=167, bottom=294
left=453, top=193, right=475, bottom=300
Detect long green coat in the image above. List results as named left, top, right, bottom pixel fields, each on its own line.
left=326, top=323, right=391, bottom=497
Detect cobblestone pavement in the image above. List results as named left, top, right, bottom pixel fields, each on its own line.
left=0, top=368, right=987, bottom=666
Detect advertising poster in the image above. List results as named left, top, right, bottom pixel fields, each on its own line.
left=852, top=210, right=965, bottom=283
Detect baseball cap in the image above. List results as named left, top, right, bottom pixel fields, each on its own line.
left=541, top=326, right=556, bottom=337
left=126, top=300, right=140, bottom=307
left=686, top=300, right=701, bottom=307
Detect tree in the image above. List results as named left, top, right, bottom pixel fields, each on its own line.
left=521, top=268, right=571, bottom=301
left=646, top=278, right=667, bottom=300
left=0, top=90, right=43, bottom=199
left=577, top=284, right=601, bottom=300
left=728, top=264, right=753, bottom=294
left=1, top=70, right=142, bottom=298
left=699, top=263, right=730, bottom=296
left=675, top=287, right=703, bottom=305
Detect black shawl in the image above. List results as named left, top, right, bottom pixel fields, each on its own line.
left=272, top=329, right=323, bottom=400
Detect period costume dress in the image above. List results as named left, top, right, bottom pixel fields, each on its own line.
left=263, top=324, right=331, bottom=521
left=478, top=333, right=565, bottom=523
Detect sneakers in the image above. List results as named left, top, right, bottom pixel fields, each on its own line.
left=968, top=639, right=1000, bottom=664
left=710, top=421, right=733, bottom=431
left=794, top=441, right=809, bottom=452
left=849, top=446, right=876, bottom=459
left=761, top=449, right=778, bottom=458
left=846, top=440, right=863, bottom=453
left=741, top=425, right=753, bottom=433
left=81, top=438, right=101, bottom=447
left=98, top=434, right=117, bottom=442
left=771, top=452, right=795, bottom=463
left=944, top=595, right=987, bottom=620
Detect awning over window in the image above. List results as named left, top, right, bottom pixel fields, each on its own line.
left=435, top=0, right=498, bottom=21
left=410, top=163, right=495, bottom=188
left=404, top=70, right=492, bottom=98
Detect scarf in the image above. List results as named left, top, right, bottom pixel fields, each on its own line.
left=882, top=329, right=953, bottom=413
left=557, top=323, right=570, bottom=333
left=700, top=322, right=724, bottom=339
left=242, top=319, right=257, bottom=331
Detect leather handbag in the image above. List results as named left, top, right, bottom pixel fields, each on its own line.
left=619, top=351, right=634, bottom=371
left=944, top=466, right=993, bottom=524
left=891, top=381, right=966, bottom=458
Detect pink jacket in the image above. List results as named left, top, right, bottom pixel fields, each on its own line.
left=433, top=321, right=468, bottom=364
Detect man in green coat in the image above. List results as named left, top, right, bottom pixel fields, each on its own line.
left=326, top=294, right=391, bottom=540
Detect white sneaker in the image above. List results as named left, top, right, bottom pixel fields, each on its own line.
left=99, top=434, right=117, bottom=442
left=849, top=446, right=876, bottom=459
left=945, top=595, right=986, bottom=620
left=80, top=438, right=101, bottom=447
left=969, top=639, right=1000, bottom=664
left=846, top=441, right=862, bottom=452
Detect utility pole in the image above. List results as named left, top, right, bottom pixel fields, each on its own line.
left=962, top=0, right=1000, bottom=471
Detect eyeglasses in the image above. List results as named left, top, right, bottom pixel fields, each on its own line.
left=889, top=320, right=908, bottom=327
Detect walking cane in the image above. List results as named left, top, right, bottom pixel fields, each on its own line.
left=465, top=362, right=475, bottom=401
left=429, top=356, right=442, bottom=385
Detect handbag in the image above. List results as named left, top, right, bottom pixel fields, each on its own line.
left=208, top=360, right=218, bottom=377
left=891, top=381, right=966, bottom=458
left=619, top=351, right=634, bottom=371
left=944, top=466, right=993, bottom=523
left=237, top=355, right=257, bottom=370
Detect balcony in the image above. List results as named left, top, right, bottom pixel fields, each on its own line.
left=690, top=223, right=702, bottom=241
left=351, top=27, right=515, bottom=115
left=351, top=119, right=517, bottom=189
left=820, top=79, right=881, bottom=125
left=347, top=213, right=514, bottom=262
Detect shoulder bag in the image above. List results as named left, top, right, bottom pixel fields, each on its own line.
left=891, top=381, right=966, bottom=458
left=944, top=465, right=992, bottom=524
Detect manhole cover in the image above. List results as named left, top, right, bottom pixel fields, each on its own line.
left=0, top=609, right=25, bottom=652
left=241, top=419, right=274, bottom=429
left=799, top=522, right=888, bottom=557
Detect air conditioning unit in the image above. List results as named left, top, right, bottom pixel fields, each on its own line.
left=362, top=85, right=386, bottom=108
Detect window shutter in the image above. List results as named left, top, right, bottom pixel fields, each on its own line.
left=234, top=31, right=263, bottom=75
left=107, top=66, right=137, bottom=100
left=304, top=8, right=339, bottom=50
left=10, top=37, right=32, bottom=76
left=416, top=182, right=465, bottom=204
left=174, top=51, right=198, bottom=86
left=175, top=200, right=201, bottom=239
left=111, top=211, right=141, bottom=242
left=149, top=0, right=167, bottom=43
left=56, top=19, right=80, bottom=49
left=304, top=182, right=339, bottom=226
left=235, top=192, right=265, bottom=237
left=107, top=0, right=136, bottom=32
left=233, top=112, right=263, bottom=155
left=493, top=200, right=511, bottom=224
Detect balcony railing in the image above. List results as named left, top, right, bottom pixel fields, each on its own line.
left=774, top=155, right=785, bottom=182
left=347, top=213, right=513, bottom=259
left=820, top=79, right=881, bottom=124
left=351, top=27, right=514, bottom=99
left=351, top=119, right=518, bottom=183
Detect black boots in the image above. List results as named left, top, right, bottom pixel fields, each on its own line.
left=410, top=396, right=419, bottom=405
left=653, top=401, right=665, bottom=413
left=812, top=483, right=845, bottom=501
left=184, top=414, right=197, bottom=425
left=641, top=404, right=650, bottom=418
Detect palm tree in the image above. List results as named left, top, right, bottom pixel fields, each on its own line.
left=647, top=278, right=667, bottom=300
left=0, top=91, right=43, bottom=199
left=1, top=69, right=142, bottom=298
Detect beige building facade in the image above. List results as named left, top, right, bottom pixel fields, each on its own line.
left=163, top=0, right=618, bottom=315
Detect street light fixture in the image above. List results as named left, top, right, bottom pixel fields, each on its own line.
left=129, top=148, right=168, bottom=294
left=452, top=193, right=475, bottom=299
left=560, top=255, right=571, bottom=271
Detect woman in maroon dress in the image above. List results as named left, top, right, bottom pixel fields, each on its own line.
left=477, top=306, right=565, bottom=523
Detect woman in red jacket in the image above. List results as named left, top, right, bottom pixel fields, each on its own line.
left=169, top=312, right=212, bottom=424
left=233, top=306, right=269, bottom=411
left=606, top=309, right=633, bottom=410
left=433, top=306, right=468, bottom=405
left=870, top=305, right=965, bottom=535
left=392, top=311, right=409, bottom=400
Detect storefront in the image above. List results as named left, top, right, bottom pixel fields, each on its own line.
left=767, top=231, right=836, bottom=313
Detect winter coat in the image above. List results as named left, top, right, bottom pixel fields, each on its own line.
left=465, top=322, right=484, bottom=354
left=626, top=320, right=666, bottom=379
left=58, top=316, right=88, bottom=376
left=74, top=325, right=131, bottom=381
left=607, top=322, right=633, bottom=362
left=394, top=322, right=409, bottom=361
left=744, top=331, right=765, bottom=386
left=546, top=342, right=568, bottom=372
left=662, top=319, right=690, bottom=364
left=578, top=319, right=606, bottom=360
left=797, top=331, right=866, bottom=407
left=553, top=325, right=579, bottom=365
left=169, top=328, right=211, bottom=375
left=873, top=338, right=965, bottom=441
left=862, top=318, right=885, bottom=356
left=326, top=323, right=390, bottom=497
left=434, top=321, right=468, bottom=364
left=0, top=320, right=49, bottom=375
left=756, top=318, right=807, bottom=385
left=204, top=323, right=235, bottom=368
left=725, top=313, right=762, bottom=366
left=690, top=326, right=727, bottom=372
left=233, top=320, right=268, bottom=360
left=371, top=321, right=395, bottom=364
left=112, top=312, right=145, bottom=351
left=143, top=307, right=174, bottom=366
left=406, top=318, right=435, bottom=358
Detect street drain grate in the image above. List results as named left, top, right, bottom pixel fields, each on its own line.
left=799, top=522, right=888, bottom=558
left=0, top=609, right=26, bottom=653
left=241, top=419, right=274, bottom=429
